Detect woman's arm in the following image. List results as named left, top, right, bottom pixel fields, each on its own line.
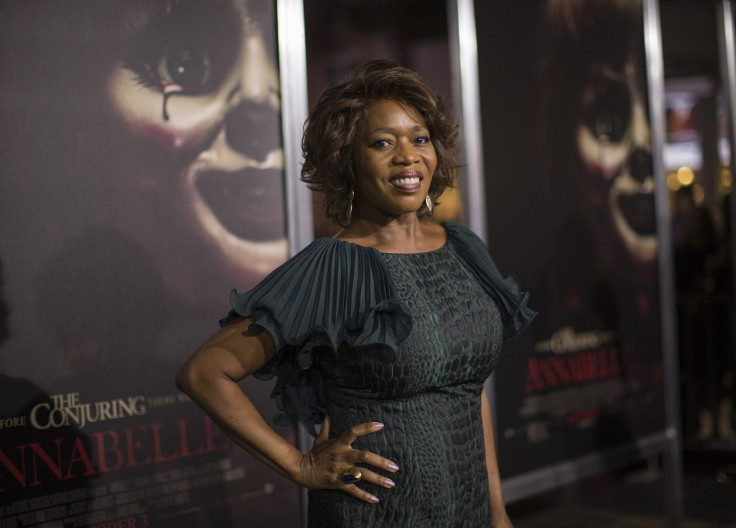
left=176, top=316, right=398, bottom=503
left=481, top=385, right=513, bottom=528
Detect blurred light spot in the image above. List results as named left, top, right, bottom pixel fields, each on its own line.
left=676, top=166, right=695, bottom=186
left=666, top=171, right=681, bottom=191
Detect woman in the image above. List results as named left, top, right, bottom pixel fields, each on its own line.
left=177, top=60, right=535, bottom=527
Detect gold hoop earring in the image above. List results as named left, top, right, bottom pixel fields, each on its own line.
left=425, top=194, right=433, bottom=213
left=347, top=189, right=355, bottom=224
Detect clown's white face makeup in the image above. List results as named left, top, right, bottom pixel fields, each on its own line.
left=101, top=0, right=288, bottom=303
left=0, top=1, right=290, bottom=386
left=576, top=60, right=657, bottom=264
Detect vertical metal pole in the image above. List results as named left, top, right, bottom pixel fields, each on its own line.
left=643, top=0, right=683, bottom=526
left=276, top=1, right=312, bottom=525
left=277, top=0, right=313, bottom=257
left=448, top=0, right=487, bottom=243
left=448, top=0, right=502, bottom=488
left=718, top=0, right=736, bottom=378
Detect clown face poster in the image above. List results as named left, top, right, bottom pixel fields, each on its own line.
left=0, top=2, right=300, bottom=526
left=477, top=0, right=666, bottom=483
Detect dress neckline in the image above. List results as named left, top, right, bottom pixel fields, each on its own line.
left=329, top=221, right=451, bottom=255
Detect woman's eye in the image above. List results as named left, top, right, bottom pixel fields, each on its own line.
left=156, top=46, right=211, bottom=92
left=414, top=136, right=431, bottom=144
left=372, top=139, right=391, bottom=148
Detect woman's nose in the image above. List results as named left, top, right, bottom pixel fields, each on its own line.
left=393, top=139, right=419, bottom=165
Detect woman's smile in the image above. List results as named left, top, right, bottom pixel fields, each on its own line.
left=390, top=171, right=424, bottom=192
left=352, top=99, right=437, bottom=219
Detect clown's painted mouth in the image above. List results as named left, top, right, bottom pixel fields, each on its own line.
left=617, top=192, right=656, bottom=236
left=195, top=168, right=285, bottom=242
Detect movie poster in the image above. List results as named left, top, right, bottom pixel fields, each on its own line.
left=477, top=0, right=666, bottom=479
left=0, top=1, right=301, bottom=526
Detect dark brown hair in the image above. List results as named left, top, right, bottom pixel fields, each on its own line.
left=301, top=60, right=459, bottom=227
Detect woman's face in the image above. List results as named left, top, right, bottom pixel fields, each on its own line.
left=101, top=0, right=287, bottom=305
left=352, top=100, right=437, bottom=220
left=575, top=57, right=657, bottom=267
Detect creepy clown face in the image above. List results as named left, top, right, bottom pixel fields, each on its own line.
left=104, top=0, right=288, bottom=294
left=0, top=0, right=289, bottom=327
left=575, top=58, right=657, bottom=266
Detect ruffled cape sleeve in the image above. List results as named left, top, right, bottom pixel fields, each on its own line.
left=444, top=221, right=536, bottom=341
left=220, top=238, right=412, bottom=436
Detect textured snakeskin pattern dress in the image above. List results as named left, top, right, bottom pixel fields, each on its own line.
left=308, top=246, right=503, bottom=527
left=225, top=222, right=535, bottom=528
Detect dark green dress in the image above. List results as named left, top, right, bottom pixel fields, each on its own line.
left=224, top=222, right=535, bottom=528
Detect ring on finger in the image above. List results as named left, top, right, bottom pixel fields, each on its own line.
left=341, top=466, right=363, bottom=484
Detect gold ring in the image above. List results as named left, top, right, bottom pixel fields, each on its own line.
left=341, top=466, right=362, bottom=484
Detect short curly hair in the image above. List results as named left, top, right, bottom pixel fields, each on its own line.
left=301, top=60, right=459, bottom=227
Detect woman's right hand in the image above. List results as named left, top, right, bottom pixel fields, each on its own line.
left=180, top=321, right=397, bottom=503
left=296, top=416, right=400, bottom=503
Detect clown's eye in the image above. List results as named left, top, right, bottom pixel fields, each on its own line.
left=589, top=113, right=625, bottom=143
left=155, top=45, right=211, bottom=92
left=119, top=2, right=241, bottom=96
left=582, top=78, right=631, bottom=144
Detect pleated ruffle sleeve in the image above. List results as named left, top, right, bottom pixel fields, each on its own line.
left=221, top=238, right=412, bottom=436
left=444, top=221, right=536, bottom=341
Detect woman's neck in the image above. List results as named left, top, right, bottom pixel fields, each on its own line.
left=336, top=213, right=445, bottom=254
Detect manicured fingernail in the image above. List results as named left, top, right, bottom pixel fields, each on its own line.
left=372, top=422, right=384, bottom=430
left=369, top=495, right=380, bottom=503
left=385, top=478, right=395, bottom=488
left=388, top=462, right=399, bottom=471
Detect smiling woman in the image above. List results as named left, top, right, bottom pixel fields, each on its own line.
left=302, top=62, right=457, bottom=231
left=351, top=101, right=438, bottom=220
left=177, top=60, right=536, bottom=527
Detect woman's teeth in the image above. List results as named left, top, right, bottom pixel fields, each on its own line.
left=392, top=177, right=420, bottom=185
